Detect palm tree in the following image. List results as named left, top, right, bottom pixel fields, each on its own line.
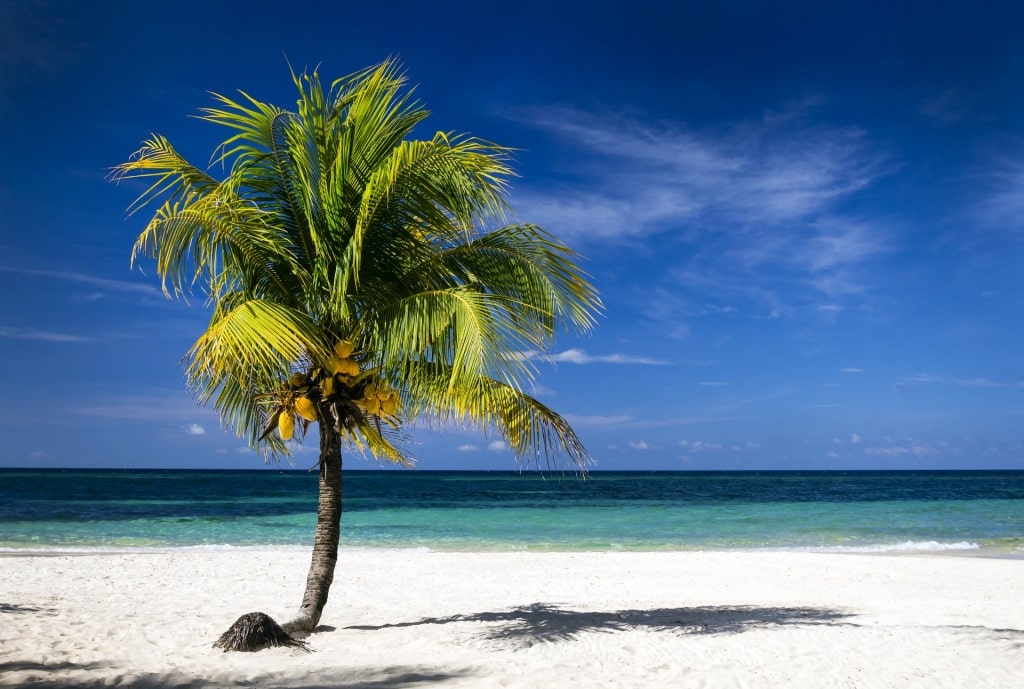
left=112, top=60, right=601, bottom=646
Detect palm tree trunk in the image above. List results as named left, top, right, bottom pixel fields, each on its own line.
left=282, top=415, right=342, bottom=634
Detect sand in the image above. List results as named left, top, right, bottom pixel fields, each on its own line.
left=2, top=549, right=1022, bottom=688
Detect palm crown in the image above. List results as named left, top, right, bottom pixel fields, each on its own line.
left=113, top=60, right=601, bottom=469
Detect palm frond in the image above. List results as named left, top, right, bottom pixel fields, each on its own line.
left=403, top=362, right=591, bottom=470
left=116, top=59, right=600, bottom=468
left=111, top=135, right=221, bottom=217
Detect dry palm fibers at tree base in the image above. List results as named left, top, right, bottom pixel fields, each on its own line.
left=213, top=612, right=310, bottom=653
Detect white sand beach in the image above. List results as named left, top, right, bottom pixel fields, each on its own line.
left=2, top=549, right=1022, bottom=688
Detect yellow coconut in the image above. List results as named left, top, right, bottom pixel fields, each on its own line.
left=334, top=340, right=355, bottom=358
left=278, top=411, right=295, bottom=440
left=295, top=397, right=317, bottom=422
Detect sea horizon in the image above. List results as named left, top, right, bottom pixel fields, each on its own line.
left=3, top=468, right=1022, bottom=556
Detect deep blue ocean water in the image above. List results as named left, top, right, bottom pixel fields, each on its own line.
left=1, top=469, right=1023, bottom=554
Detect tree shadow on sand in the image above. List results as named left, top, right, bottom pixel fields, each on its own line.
left=0, top=602, right=57, bottom=615
left=0, top=661, right=107, bottom=674
left=348, top=603, right=857, bottom=647
left=0, top=661, right=474, bottom=689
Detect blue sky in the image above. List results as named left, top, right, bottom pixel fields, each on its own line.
left=2, top=0, right=1023, bottom=471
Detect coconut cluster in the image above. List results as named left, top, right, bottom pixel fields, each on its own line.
left=268, top=339, right=402, bottom=441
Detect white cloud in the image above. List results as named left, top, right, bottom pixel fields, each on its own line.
left=850, top=433, right=861, bottom=445
left=676, top=440, right=723, bottom=452
left=634, top=287, right=732, bottom=338
left=544, top=348, right=668, bottom=365
left=487, top=440, right=507, bottom=452
left=183, top=424, right=206, bottom=435
left=969, top=158, right=1024, bottom=238
left=513, top=104, right=889, bottom=231
left=841, top=368, right=863, bottom=374
left=953, top=378, right=1008, bottom=388
left=605, top=415, right=728, bottom=430
left=863, top=441, right=941, bottom=458
left=456, top=444, right=480, bottom=452
left=73, top=393, right=216, bottom=422
left=897, top=372, right=1021, bottom=390
left=563, top=414, right=635, bottom=426
left=919, top=88, right=970, bottom=125
left=0, top=266, right=161, bottom=297
left=510, top=104, right=893, bottom=306
left=731, top=218, right=891, bottom=298
left=0, top=326, right=89, bottom=342
left=628, top=440, right=649, bottom=450
left=903, top=373, right=941, bottom=384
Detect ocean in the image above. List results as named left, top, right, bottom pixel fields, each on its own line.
left=2, top=469, right=1023, bottom=555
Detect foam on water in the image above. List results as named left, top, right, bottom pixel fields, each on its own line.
left=788, top=540, right=982, bottom=554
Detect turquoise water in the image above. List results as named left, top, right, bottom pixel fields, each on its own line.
left=1, top=469, right=1022, bottom=554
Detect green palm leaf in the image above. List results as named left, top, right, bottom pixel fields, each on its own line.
left=113, top=59, right=601, bottom=470
left=114, top=58, right=603, bottom=640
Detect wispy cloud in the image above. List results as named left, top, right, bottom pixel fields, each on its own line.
left=510, top=103, right=894, bottom=308
left=563, top=414, right=636, bottom=426
left=72, top=394, right=216, bottom=422
left=896, top=372, right=1022, bottom=390
left=901, top=372, right=942, bottom=385
left=616, top=415, right=729, bottom=430
left=512, top=104, right=890, bottom=234
left=183, top=424, right=206, bottom=435
left=0, top=326, right=90, bottom=342
left=677, top=440, right=724, bottom=452
left=919, top=88, right=971, bottom=125
left=0, top=266, right=161, bottom=298
left=528, top=383, right=556, bottom=397
left=634, top=287, right=736, bottom=338
left=528, top=348, right=669, bottom=365
left=969, top=158, right=1024, bottom=240
left=863, top=441, right=944, bottom=458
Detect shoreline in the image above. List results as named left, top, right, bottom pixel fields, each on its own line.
left=2, top=539, right=1020, bottom=559
left=3, top=549, right=1022, bottom=688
